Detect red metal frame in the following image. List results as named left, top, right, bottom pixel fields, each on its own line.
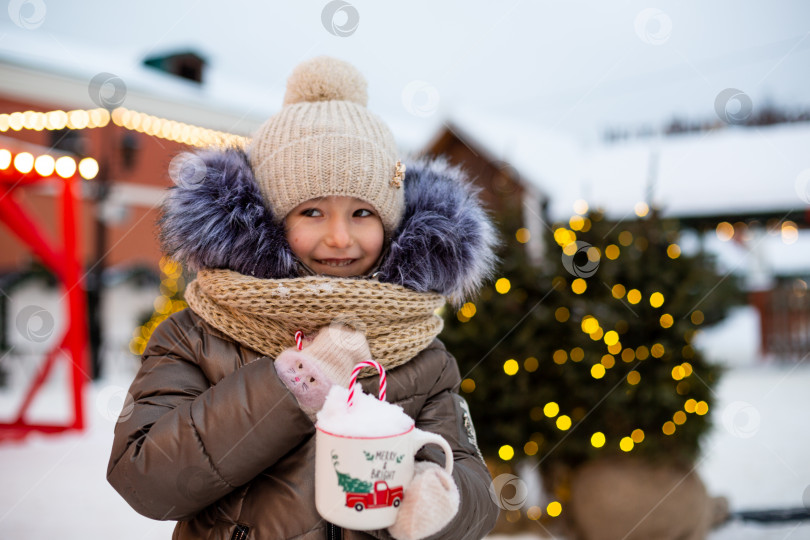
left=0, top=162, right=89, bottom=441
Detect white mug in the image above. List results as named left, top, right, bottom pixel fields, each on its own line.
left=314, top=424, right=454, bottom=530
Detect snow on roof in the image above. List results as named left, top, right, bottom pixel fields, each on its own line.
left=564, top=123, right=810, bottom=221
left=448, top=109, right=810, bottom=223
left=0, top=25, right=277, bottom=134
left=449, top=109, right=582, bottom=199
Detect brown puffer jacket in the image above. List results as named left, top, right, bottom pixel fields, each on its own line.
left=107, top=308, right=499, bottom=539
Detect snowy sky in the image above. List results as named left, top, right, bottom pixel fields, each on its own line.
left=1, top=0, right=808, bottom=147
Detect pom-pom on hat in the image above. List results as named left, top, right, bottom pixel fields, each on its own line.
left=249, top=56, right=405, bottom=235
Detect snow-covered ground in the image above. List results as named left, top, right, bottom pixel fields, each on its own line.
left=1, top=309, right=809, bottom=539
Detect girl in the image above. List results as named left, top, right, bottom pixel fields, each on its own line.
left=108, top=56, right=500, bottom=540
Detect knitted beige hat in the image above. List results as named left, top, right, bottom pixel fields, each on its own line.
left=249, top=56, right=405, bottom=234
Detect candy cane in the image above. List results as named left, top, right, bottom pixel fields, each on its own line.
left=347, top=360, right=386, bottom=406
left=294, top=330, right=304, bottom=351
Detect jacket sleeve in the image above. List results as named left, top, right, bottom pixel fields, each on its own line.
left=106, top=312, right=314, bottom=520
left=371, top=348, right=500, bottom=540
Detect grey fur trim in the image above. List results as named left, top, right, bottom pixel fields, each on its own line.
left=158, top=148, right=500, bottom=304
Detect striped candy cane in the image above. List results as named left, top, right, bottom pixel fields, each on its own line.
left=347, top=360, right=386, bottom=407
left=294, top=330, right=304, bottom=351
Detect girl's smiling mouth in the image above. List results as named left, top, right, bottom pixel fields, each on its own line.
left=316, top=259, right=357, bottom=267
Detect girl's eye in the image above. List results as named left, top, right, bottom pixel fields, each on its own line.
left=354, top=209, right=374, bottom=217
left=302, top=208, right=323, bottom=217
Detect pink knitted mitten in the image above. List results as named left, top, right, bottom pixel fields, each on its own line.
left=275, top=324, right=371, bottom=419
left=388, top=461, right=460, bottom=540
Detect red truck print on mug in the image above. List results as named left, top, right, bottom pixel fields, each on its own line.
left=345, top=480, right=404, bottom=511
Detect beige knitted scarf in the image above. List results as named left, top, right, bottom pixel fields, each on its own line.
left=184, top=269, right=446, bottom=375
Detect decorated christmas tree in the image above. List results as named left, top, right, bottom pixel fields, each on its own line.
left=129, top=256, right=189, bottom=356
left=441, top=202, right=742, bottom=473
left=332, top=452, right=372, bottom=493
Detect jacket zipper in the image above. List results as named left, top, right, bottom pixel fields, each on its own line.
left=230, top=524, right=249, bottom=540
left=327, top=523, right=343, bottom=540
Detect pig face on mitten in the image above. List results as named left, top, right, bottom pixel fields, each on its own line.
left=275, top=349, right=333, bottom=413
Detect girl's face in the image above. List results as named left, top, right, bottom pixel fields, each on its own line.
left=284, top=196, right=384, bottom=278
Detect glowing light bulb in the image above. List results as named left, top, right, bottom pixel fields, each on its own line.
left=13, top=152, right=34, bottom=173
left=79, top=157, right=99, bottom=180
left=581, top=317, right=599, bottom=334
left=556, top=415, right=572, bottom=431
left=459, top=302, right=476, bottom=318
left=667, top=244, right=681, bottom=258
left=495, top=278, right=511, bottom=294
left=634, top=202, right=649, bottom=217
left=543, top=402, right=560, bottom=417
left=716, top=222, right=734, bottom=241
left=55, top=156, right=77, bottom=178
left=516, top=228, right=530, bottom=243
left=0, top=149, right=11, bottom=169
left=34, top=155, right=55, bottom=177
left=498, top=445, right=515, bottom=461
left=573, top=199, right=589, bottom=215
left=604, top=330, right=619, bottom=346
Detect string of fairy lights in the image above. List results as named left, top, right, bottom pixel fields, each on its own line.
left=0, top=106, right=248, bottom=148
left=0, top=148, right=98, bottom=180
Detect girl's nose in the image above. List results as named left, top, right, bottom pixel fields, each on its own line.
left=325, top=218, right=353, bottom=247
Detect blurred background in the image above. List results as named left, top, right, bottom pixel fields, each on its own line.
left=1, top=1, right=809, bottom=538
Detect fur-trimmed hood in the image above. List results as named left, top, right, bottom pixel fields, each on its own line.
left=159, top=148, right=499, bottom=305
